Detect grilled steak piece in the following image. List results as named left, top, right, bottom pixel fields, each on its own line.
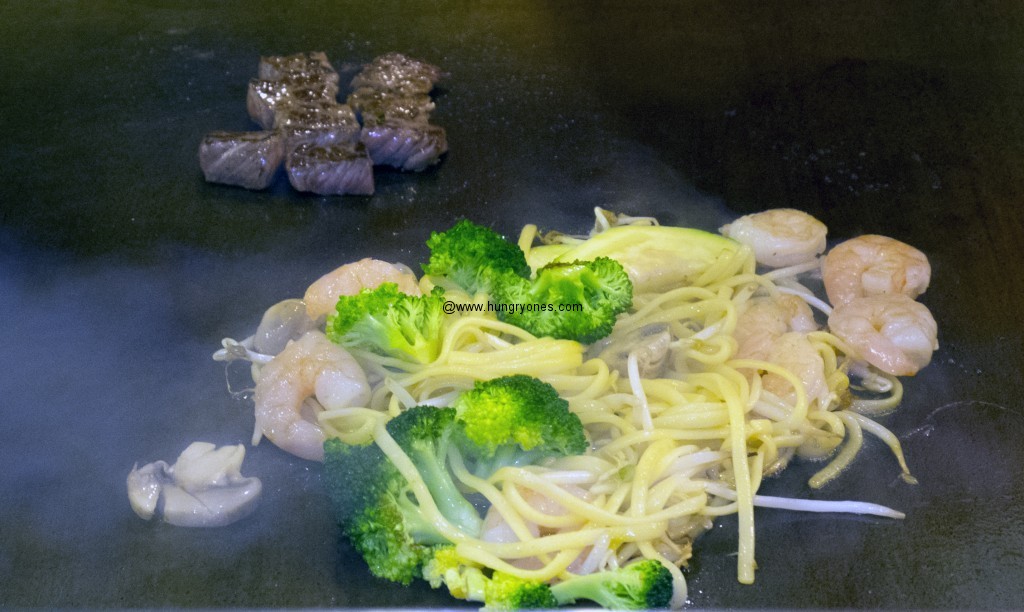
left=348, top=53, right=446, bottom=171
left=347, top=87, right=435, bottom=128
left=350, top=52, right=442, bottom=95
left=199, top=130, right=284, bottom=189
left=257, top=51, right=337, bottom=83
left=285, top=142, right=374, bottom=195
left=202, top=51, right=448, bottom=194
left=360, top=120, right=447, bottom=172
left=274, top=102, right=361, bottom=150
left=246, top=75, right=340, bottom=129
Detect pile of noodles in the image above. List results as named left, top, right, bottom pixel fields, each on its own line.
left=308, top=212, right=913, bottom=607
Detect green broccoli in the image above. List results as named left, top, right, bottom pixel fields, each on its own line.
left=423, top=546, right=673, bottom=610
left=484, top=572, right=559, bottom=610
left=324, top=377, right=595, bottom=603
left=422, top=219, right=531, bottom=295
left=326, top=282, right=446, bottom=364
left=422, top=545, right=489, bottom=600
left=388, top=405, right=483, bottom=535
left=323, top=406, right=481, bottom=584
left=549, top=560, right=674, bottom=609
left=453, top=374, right=588, bottom=478
left=323, top=437, right=433, bottom=584
left=419, top=220, right=633, bottom=344
left=492, top=257, right=633, bottom=344
left=423, top=547, right=557, bottom=610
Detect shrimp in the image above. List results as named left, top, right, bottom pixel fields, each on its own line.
left=734, top=295, right=829, bottom=406
left=252, top=330, right=371, bottom=461
left=827, top=294, right=938, bottom=377
left=734, top=294, right=818, bottom=360
left=762, top=332, right=830, bottom=406
left=821, top=234, right=930, bottom=308
left=720, top=208, right=827, bottom=268
left=303, top=257, right=421, bottom=320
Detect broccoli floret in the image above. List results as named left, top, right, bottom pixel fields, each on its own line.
left=484, top=572, right=558, bottom=610
left=324, top=379, right=593, bottom=602
left=423, top=546, right=556, bottom=610
left=423, top=553, right=672, bottom=610
left=423, top=219, right=531, bottom=295
left=422, top=545, right=489, bottom=600
left=323, top=406, right=482, bottom=584
left=453, top=374, right=588, bottom=478
left=388, top=405, right=483, bottom=535
left=549, top=560, right=674, bottom=609
left=323, top=437, right=435, bottom=583
left=492, top=257, right=632, bottom=344
left=326, top=282, right=446, bottom=364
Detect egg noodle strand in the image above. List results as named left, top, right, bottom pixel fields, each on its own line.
left=316, top=220, right=912, bottom=606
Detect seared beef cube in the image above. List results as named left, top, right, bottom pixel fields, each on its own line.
left=347, top=87, right=435, bottom=128
left=286, top=142, right=374, bottom=196
left=199, top=130, right=284, bottom=190
left=349, top=53, right=446, bottom=172
left=275, top=102, right=361, bottom=150
left=350, top=52, right=442, bottom=95
left=360, top=120, right=447, bottom=172
left=246, top=75, right=340, bottom=129
left=257, top=51, right=337, bottom=83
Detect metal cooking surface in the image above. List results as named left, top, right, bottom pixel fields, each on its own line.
left=2, top=2, right=1022, bottom=608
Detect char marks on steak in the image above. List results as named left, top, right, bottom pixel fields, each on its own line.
left=350, top=52, right=442, bottom=95
left=201, top=51, right=446, bottom=194
left=348, top=52, right=447, bottom=171
left=286, top=142, right=374, bottom=196
left=199, top=130, right=284, bottom=190
left=360, top=121, right=448, bottom=172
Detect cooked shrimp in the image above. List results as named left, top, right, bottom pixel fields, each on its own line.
left=821, top=234, right=930, bottom=308
left=762, top=332, right=830, bottom=406
left=734, top=295, right=829, bottom=406
left=828, top=294, right=938, bottom=376
left=720, top=208, right=827, bottom=268
left=303, top=257, right=421, bottom=320
left=734, top=294, right=818, bottom=361
left=253, top=330, right=371, bottom=461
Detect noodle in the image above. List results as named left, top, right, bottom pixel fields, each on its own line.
left=237, top=210, right=926, bottom=607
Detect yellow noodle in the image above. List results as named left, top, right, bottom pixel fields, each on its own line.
left=318, top=407, right=386, bottom=445
left=475, top=523, right=666, bottom=560
left=455, top=546, right=581, bottom=582
left=494, top=468, right=705, bottom=527
left=317, top=216, right=923, bottom=605
left=808, top=411, right=864, bottom=488
left=517, top=223, right=539, bottom=256
left=716, top=373, right=757, bottom=584
left=448, top=449, right=544, bottom=546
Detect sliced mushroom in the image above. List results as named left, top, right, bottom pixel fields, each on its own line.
left=588, top=323, right=672, bottom=378
left=127, top=442, right=262, bottom=527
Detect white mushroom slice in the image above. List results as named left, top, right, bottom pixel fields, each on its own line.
left=127, top=442, right=262, bottom=527
left=159, top=476, right=262, bottom=528
left=126, top=460, right=171, bottom=521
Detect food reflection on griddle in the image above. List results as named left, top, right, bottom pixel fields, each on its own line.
left=199, top=51, right=446, bottom=196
